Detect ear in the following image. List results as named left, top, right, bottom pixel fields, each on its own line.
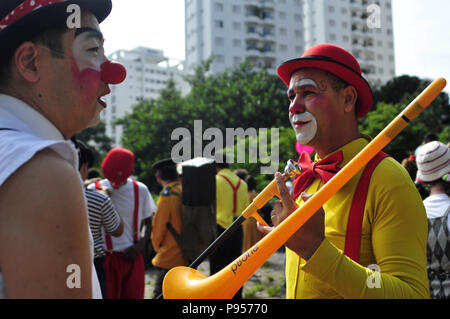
left=80, top=162, right=89, bottom=180
left=13, top=42, right=41, bottom=83
left=341, top=85, right=358, bottom=114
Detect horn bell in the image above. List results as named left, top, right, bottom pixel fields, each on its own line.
left=162, top=266, right=237, bottom=299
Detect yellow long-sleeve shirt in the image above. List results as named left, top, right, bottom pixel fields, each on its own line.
left=216, top=168, right=249, bottom=229
left=151, top=181, right=188, bottom=269
left=286, top=137, right=429, bottom=299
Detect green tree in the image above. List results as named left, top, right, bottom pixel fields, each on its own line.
left=73, top=120, right=113, bottom=168
left=359, top=75, right=449, bottom=161
left=119, top=61, right=290, bottom=190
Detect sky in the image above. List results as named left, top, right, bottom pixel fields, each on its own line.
left=100, top=0, right=450, bottom=95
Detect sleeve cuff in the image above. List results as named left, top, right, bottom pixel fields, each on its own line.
left=299, top=238, right=342, bottom=278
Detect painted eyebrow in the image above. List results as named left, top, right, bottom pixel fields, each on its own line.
left=74, top=27, right=104, bottom=42
left=287, top=78, right=319, bottom=95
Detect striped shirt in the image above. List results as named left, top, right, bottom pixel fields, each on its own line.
left=85, top=188, right=121, bottom=259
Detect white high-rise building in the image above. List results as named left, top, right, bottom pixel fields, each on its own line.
left=103, top=47, right=189, bottom=147
left=185, top=0, right=395, bottom=85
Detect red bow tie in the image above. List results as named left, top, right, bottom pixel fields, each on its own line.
left=292, top=151, right=344, bottom=200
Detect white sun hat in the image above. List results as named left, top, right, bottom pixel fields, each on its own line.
left=416, top=141, right=450, bottom=183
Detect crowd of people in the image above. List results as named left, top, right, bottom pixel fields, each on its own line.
left=0, top=0, right=448, bottom=299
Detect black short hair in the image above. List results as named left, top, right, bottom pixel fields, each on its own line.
left=71, top=137, right=95, bottom=170
left=245, top=175, right=257, bottom=191
left=325, top=71, right=349, bottom=92
left=156, top=166, right=179, bottom=182
left=0, top=24, right=67, bottom=88
left=87, top=168, right=100, bottom=179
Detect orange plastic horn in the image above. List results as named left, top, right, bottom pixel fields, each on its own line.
left=163, top=78, right=447, bottom=299
left=242, top=159, right=301, bottom=226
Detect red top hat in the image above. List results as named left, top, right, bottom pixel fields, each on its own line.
left=0, top=0, right=112, bottom=59
left=277, top=43, right=373, bottom=119
left=101, top=148, right=135, bottom=189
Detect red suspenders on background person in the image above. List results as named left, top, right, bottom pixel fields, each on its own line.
left=95, top=180, right=140, bottom=252
left=344, top=151, right=389, bottom=263
left=218, top=174, right=242, bottom=214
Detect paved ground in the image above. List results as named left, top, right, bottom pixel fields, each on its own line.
left=144, top=249, right=286, bottom=299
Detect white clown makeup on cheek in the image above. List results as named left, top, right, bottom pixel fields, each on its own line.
left=288, top=77, right=319, bottom=145
left=71, top=27, right=106, bottom=107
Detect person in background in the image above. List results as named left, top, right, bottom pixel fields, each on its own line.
left=74, top=138, right=123, bottom=298
left=241, top=174, right=264, bottom=253
left=211, top=154, right=249, bottom=299
left=89, top=148, right=156, bottom=299
left=416, top=141, right=450, bottom=298
left=401, top=154, right=428, bottom=199
left=150, top=158, right=187, bottom=299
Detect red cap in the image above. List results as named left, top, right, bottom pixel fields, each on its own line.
left=277, top=43, right=373, bottom=119
left=101, top=148, right=134, bottom=188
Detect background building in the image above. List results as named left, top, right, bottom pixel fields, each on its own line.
left=103, top=47, right=189, bottom=146
left=185, top=0, right=395, bottom=85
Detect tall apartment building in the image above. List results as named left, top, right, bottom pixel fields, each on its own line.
left=103, top=47, right=189, bottom=147
left=185, top=0, right=395, bottom=85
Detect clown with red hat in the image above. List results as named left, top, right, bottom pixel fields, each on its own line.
left=258, top=44, right=430, bottom=299
left=0, top=0, right=126, bottom=299
left=89, top=148, right=157, bottom=299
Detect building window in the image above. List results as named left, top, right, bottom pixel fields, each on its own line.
left=215, top=20, right=224, bottom=28
left=216, top=55, right=225, bottom=63
left=215, top=37, right=224, bottom=46
left=215, top=2, right=223, bottom=12
left=247, top=25, right=256, bottom=33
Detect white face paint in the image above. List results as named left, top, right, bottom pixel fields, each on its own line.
left=293, top=78, right=319, bottom=90
left=72, top=27, right=106, bottom=73
left=290, top=111, right=318, bottom=145
left=70, top=27, right=108, bottom=109
left=288, top=77, right=319, bottom=145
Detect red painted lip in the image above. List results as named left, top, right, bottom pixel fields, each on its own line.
left=97, top=88, right=110, bottom=108
left=98, top=98, right=107, bottom=108
left=294, top=120, right=310, bottom=127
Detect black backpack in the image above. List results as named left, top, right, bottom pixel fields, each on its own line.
left=166, top=158, right=217, bottom=264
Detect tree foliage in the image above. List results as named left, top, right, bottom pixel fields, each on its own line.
left=115, top=63, right=448, bottom=190
left=118, top=61, right=290, bottom=190
left=73, top=120, right=113, bottom=168
left=359, top=75, right=449, bottom=161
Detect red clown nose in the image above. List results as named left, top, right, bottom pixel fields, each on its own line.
left=101, top=60, right=127, bottom=85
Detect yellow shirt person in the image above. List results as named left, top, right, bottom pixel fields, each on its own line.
left=216, top=168, right=250, bottom=229
left=285, top=138, right=429, bottom=298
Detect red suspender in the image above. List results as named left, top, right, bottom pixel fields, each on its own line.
left=218, top=174, right=242, bottom=214
left=95, top=180, right=140, bottom=252
left=344, top=152, right=389, bottom=263
left=132, top=180, right=139, bottom=243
